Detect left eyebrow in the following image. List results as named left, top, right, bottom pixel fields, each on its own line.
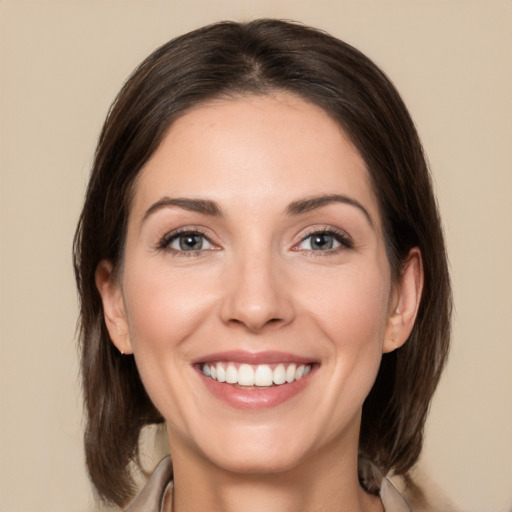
left=142, top=197, right=224, bottom=223
left=286, top=194, right=374, bottom=228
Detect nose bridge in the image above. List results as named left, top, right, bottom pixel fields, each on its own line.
left=220, top=243, right=294, bottom=331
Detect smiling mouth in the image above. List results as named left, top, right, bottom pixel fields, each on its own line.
left=201, top=362, right=313, bottom=387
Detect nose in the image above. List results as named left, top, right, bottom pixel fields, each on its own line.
left=220, top=251, right=295, bottom=332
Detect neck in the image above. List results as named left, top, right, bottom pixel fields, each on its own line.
left=168, top=431, right=383, bottom=512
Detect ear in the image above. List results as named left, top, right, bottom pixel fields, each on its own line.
left=383, top=248, right=423, bottom=353
left=95, top=260, right=133, bottom=355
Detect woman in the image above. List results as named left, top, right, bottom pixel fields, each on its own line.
left=73, top=19, right=451, bottom=512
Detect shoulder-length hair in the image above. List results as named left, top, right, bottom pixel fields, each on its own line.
left=73, top=19, right=451, bottom=506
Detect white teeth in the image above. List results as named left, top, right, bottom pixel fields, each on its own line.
left=225, top=364, right=237, bottom=384
left=285, top=364, right=296, bottom=383
left=273, top=364, right=286, bottom=385
left=254, top=365, right=273, bottom=387
left=216, top=363, right=226, bottom=383
left=238, top=364, right=254, bottom=386
left=201, top=362, right=312, bottom=387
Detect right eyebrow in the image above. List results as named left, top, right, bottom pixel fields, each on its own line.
left=286, top=194, right=374, bottom=228
left=142, top=197, right=224, bottom=223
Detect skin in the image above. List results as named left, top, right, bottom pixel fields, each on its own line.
left=96, top=92, right=422, bottom=512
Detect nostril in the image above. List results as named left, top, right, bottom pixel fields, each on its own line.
left=227, top=315, right=285, bottom=332
left=219, top=273, right=295, bottom=331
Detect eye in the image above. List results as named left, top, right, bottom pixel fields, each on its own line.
left=296, top=230, right=352, bottom=252
left=161, top=230, right=215, bottom=253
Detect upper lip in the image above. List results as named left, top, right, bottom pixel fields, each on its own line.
left=193, top=350, right=317, bottom=366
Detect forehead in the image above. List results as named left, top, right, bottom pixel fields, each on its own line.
left=131, top=92, right=380, bottom=223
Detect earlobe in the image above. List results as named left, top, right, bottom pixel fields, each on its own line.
left=383, top=248, right=423, bottom=353
left=95, top=260, right=133, bottom=355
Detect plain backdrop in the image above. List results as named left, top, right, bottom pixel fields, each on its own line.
left=1, top=1, right=511, bottom=511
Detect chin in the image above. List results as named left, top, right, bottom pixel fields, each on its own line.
left=205, top=442, right=309, bottom=476
left=189, top=418, right=342, bottom=477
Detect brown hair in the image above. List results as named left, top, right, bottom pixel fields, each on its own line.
left=73, top=19, right=451, bottom=506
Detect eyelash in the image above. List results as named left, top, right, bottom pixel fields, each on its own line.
left=294, top=228, right=353, bottom=254
left=157, top=227, right=353, bottom=257
left=157, top=228, right=216, bottom=257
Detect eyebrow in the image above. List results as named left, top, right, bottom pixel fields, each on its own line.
left=142, top=194, right=373, bottom=227
left=286, top=194, right=374, bottom=227
left=142, top=197, right=224, bottom=222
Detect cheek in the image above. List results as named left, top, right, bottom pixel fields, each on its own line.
left=298, top=262, right=391, bottom=347
left=296, top=263, right=391, bottom=410
left=122, top=265, right=218, bottom=351
left=120, top=264, right=221, bottom=425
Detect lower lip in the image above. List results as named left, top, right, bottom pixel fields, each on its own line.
left=198, top=368, right=315, bottom=410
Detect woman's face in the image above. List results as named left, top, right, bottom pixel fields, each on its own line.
left=98, top=93, right=418, bottom=476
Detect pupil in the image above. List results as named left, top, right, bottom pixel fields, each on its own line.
left=312, top=233, right=333, bottom=250
left=180, top=234, right=202, bottom=250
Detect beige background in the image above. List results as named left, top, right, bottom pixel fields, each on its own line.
left=1, top=1, right=511, bottom=511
